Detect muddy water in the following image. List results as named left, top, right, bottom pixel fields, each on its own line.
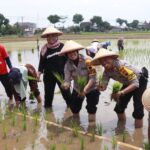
left=0, top=39, right=150, bottom=149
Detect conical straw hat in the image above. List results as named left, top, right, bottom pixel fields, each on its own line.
left=91, top=48, right=119, bottom=66
left=41, top=26, right=63, bottom=38
left=59, top=40, right=84, bottom=55
left=142, top=88, right=150, bottom=112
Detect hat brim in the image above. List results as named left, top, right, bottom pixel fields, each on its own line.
left=91, top=54, right=119, bottom=66
left=142, top=88, right=150, bottom=112
left=59, top=47, right=83, bottom=55
left=41, top=32, right=63, bottom=38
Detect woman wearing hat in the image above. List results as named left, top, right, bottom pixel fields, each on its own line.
left=60, top=40, right=100, bottom=122
left=9, top=64, right=42, bottom=107
left=91, top=48, right=148, bottom=128
left=37, top=27, right=71, bottom=108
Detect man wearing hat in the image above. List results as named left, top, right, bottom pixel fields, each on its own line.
left=142, top=88, right=150, bottom=141
left=91, top=48, right=148, bottom=128
left=9, top=64, right=42, bottom=107
left=37, top=27, right=71, bottom=108
left=0, top=44, right=13, bottom=106
left=60, top=40, right=100, bottom=122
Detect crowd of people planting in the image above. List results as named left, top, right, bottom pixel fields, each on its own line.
left=1, top=26, right=150, bottom=143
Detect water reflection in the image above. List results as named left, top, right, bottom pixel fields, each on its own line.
left=0, top=39, right=150, bottom=148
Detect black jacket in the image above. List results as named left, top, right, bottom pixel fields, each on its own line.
left=38, top=43, right=67, bottom=75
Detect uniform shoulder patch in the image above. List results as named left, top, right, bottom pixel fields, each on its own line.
left=118, top=66, right=136, bottom=81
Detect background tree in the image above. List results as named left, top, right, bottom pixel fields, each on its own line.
left=0, top=13, right=9, bottom=34
left=116, top=18, right=125, bottom=26
left=129, top=20, right=139, bottom=29
left=90, top=16, right=103, bottom=31
left=102, top=21, right=112, bottom=31
left=73, top=14, right=84, bottom=25
left=47, top=15, right=61, bottom=26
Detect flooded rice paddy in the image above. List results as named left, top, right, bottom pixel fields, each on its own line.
left=0, top=39, right=150, bottom=149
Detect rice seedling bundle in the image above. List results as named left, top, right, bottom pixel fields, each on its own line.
left=53, top=72, right=64, bottom=84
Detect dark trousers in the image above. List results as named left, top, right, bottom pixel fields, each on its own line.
left=43, top=73, right=71, bottom=108
left=0, top=74, right=13, bottom=98
left=70, top=89, right=100, bottom=114
left=118, top=45, right=124, bottom=51
left=114, top=75, right=148, bottom=119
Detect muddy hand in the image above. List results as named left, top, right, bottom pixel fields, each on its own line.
left=78, top=92, right=85, bottom=98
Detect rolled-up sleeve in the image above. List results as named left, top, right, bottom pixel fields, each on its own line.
left=129, top=78, right=139, bottom=88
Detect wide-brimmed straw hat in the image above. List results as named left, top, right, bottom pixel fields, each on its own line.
left=91, top=48, right=119, bottom=66
left=41, top=27, right=63, bottom=38
left=91, top=39, right=99, bottom=43
left=59, top=40, right=84, bottom=55
left=142, top=88, right=150, bottom=112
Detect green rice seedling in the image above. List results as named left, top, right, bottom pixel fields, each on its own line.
left=16, top=137, right=19, bottom=143
left=50, top=144, right=56, bottom=150
left=18, top=52, right=22, bottom=62
left=32, top=142, right=35, bottom=149
left=72, top=125, right=79, bottom=137
left=29, top=91, right=35, bottom=100
left=32, top=48, right=34, bottom=53
left=122, top=131, right=127, bottom=142
left=26, top=75, right=37, bottom=81
left=104, top=145, right=109, bottom=150
left=90, top=129, right=95, bottom=142
left=61, top=144, right=67, bottom=150
left=112, top=81, right=122, bottom=94
left=34, top=114, right=39, bottom=126
left=80, top=137, right=85, bottom=150
left=68, top=138, right=73, bottom=144
left=23, top=111, right=27, bottom=122
left=53, top=72, right=64, bottom=84
left=75, top=76, right=87, bottom=95
left=22, top=121, right=27, bottom=131
left=3, top=125, right=8, bottom=139
left=71, top=121, right=79, bottom=137
left=96, top=123, right=103, bottom=136
left=11, top=113, right=16, bottom=127
left=111, top=135, right=117, bottom=150
left=143, top=142, right=150, bottom=150
left=4, top=144, right=8, bottom=150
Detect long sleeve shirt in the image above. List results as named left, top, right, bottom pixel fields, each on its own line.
left=64, top=54, right=97, bottom=93
left=38, top=43, right=67, bottom=75
left=102, top=59, right=141, bottom=88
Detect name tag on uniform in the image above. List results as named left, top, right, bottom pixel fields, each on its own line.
left=118, top=66, right=136, bottom=81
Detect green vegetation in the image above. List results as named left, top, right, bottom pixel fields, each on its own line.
left=144, top=142, right=150, bottom=150
left=50, top=144, right=56, bottom=150
left=80, top=137, right=85, bottom=150
left=53, top=72, right=64, bottom=84
left=111, top=135, right=117, bottom=149
left=104, top=145, right=109, bottom=150
left=2, top=125, right=7, bottom=139
left=112, top=81, right=122, bottom=93
left=96, top=123, right=103, bottom=136
left=90, top=129, right=96, bottom=142
left=75, top=76, right=87, bottom=94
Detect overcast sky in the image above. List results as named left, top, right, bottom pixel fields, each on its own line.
left=0, top=0, right=150, bottom=27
